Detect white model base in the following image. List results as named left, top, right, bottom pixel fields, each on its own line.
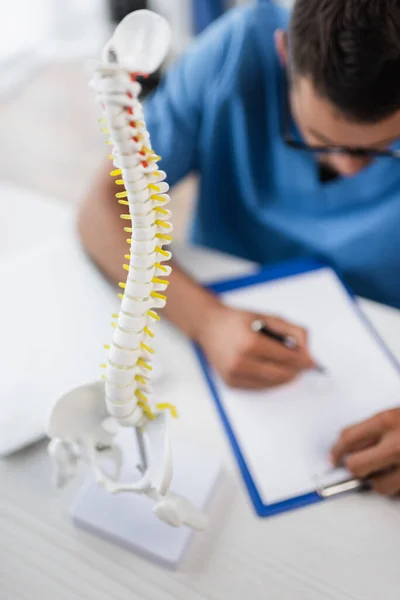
left=70, top=436, right=222, bottom=569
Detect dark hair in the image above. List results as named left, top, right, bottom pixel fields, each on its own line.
left=289, top=0, right=400, bottom=123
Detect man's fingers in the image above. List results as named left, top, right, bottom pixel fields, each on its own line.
left=256, top=315, right=316, bottom=369
left=370, top=468, right=400, bottom=496
left=241, top=358, right=299, bottom=387
left=330, top=415, right=386, bottom=466
left=226, top=359, right=299, bottom=390
left=346, top=436, right=400, bottom=479
left=268, top=317, right=309, bottom=349
left=228, top=376, right=271, bottom=390
left=251, top=332, right=315, bottom=370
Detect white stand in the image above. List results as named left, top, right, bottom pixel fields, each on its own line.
left=70, top=434, right=222, bottom=569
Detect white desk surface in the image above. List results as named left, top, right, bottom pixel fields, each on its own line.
left=1, top=188, right=400, bottom=600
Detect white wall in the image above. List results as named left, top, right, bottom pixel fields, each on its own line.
left=149, top=0, right=192, bottom=62
left=0, top=0, right=52, bottom=63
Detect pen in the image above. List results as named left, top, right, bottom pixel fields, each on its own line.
left=251, top=319, right=327, bottom=375
left=316, top=475, right=370, bottom=498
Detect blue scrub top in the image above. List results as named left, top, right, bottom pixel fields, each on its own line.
left=144, top=2, right=400, bottom=308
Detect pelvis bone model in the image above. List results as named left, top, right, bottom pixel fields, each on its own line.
left=46, top=10, right=207, bottom=532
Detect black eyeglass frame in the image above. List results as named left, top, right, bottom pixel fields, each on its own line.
left=280, top=74, right=400, bottom=159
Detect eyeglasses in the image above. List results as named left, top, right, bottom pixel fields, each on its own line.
left=283, top=136, right=400, bottom=159
left=280, top=76, right=400, bottom=159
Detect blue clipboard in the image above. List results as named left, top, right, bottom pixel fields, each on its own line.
left=194, top=257, right=400, bottom=517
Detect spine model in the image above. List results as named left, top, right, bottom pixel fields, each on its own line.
left=47, top=10, right=208, bottom=531
left=93, top=60, right=176, bottom=427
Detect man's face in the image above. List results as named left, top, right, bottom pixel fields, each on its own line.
left=290, top=77, right=400, bottom=177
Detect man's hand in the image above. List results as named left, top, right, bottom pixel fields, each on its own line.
left=197, top=304, right=317, bottom=389
left=331, top=408, right=400, bottom=496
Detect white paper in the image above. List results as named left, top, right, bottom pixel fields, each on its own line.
left=212, top=269, right=400, bottom=505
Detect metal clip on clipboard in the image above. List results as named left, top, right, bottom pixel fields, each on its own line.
left=314, top=469, right=370, bottom=499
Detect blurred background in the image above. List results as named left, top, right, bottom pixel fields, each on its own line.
left=0, top=0, right=292, bottom=241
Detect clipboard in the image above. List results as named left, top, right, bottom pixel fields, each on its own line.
left=194, top=258, right=400, bottom=517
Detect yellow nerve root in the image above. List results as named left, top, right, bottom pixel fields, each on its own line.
left=150, top=291, right=166, bottom=301
left=147, top=310, right=160, bottom=321
left=155, top=262, right=168, bottom=272
left=141, top=342, right=154, bottom=354
left=156, top=403, right=178, bottom=419
left=156, top=246, right=169, bottom=257
left=138, top=401, right=155, bottom=420
left=137, top=358, right=152, bottom=371
left=155, top=220, right=171, bottom=229
left=135, top=389, right=149, bottom=404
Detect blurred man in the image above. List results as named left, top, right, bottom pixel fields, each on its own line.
left=79, top=0, right=400, bottom=494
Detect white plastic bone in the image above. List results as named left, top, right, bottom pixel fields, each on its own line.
left=102, top=9, right=171, bottom=74
left=152, top=492, right=209, bottom=531
left=47, top=382, right=123, bottom=489
left=46, top=9, right=207, bottom=532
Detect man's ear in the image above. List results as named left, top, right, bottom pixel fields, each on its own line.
left=274, top=29, right=288, bottom=67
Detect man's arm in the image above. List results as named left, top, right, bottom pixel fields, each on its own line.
left=78, top=160, right=316, bottom=389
